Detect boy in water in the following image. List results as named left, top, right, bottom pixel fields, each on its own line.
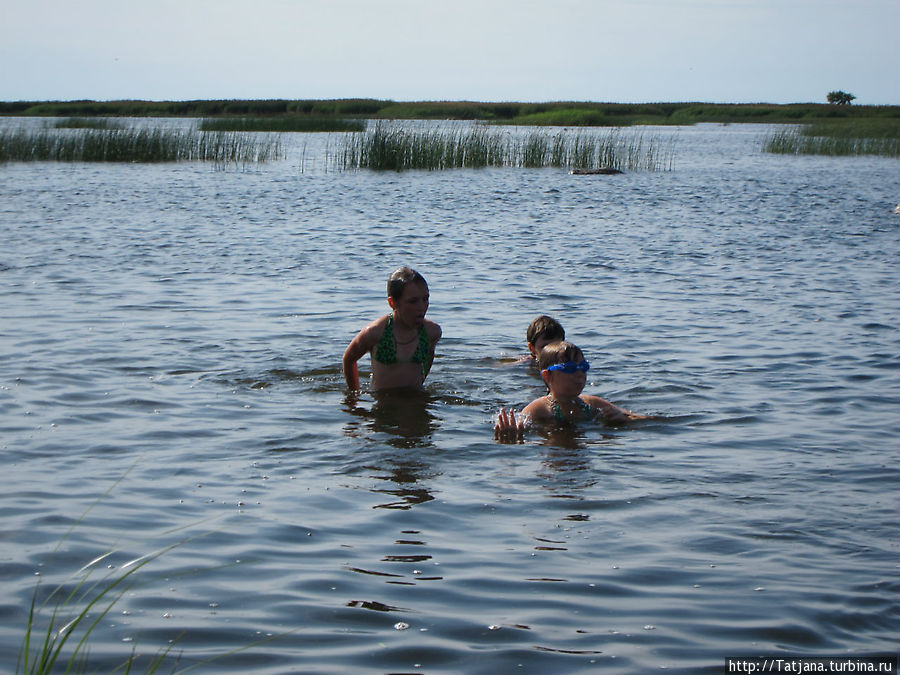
left=516, top=315, right=566, bottom=364
left=496, top=341, right=646, bottom=442
left=343, top=267, right=442, bottom=391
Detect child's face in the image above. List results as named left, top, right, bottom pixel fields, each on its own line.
left=388, top=281, right=429, bottom=327
left=542, top=362, right=587, bottom=398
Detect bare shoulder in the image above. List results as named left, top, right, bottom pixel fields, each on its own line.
left=369, top=313, right=391, bottom=332
left=425, top=319, right=442, bottom=343
left=522, top=396, right=552, bottom=421
left=351, top=315, right=390, bottom=350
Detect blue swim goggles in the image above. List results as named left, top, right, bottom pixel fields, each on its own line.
left=545, top=360, right=590, bottom=374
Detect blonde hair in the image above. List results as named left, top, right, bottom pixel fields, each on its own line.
left=537, top=341, right=585, bottom=371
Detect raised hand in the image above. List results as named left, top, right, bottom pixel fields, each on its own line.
left=494, top=407, right=525, bottom=443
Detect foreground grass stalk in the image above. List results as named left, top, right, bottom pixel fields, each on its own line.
left=19, top=522, right=298, bottom=673
left=22, top=544, right=181, bottom=675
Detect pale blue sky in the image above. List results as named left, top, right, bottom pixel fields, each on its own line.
left=2, top=0, right=898, bottom=104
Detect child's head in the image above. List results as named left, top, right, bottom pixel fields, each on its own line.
left=387, top=266, right=428, bottom=300
left=538, top=341, right=589, bottom=395
left=538, top=341, right=585, bottom=371
left=387, top=266, right=429, bottom=325
left=526, top=315, right=565, bottom=358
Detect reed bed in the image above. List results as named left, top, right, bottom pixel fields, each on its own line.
left=53, top=117, right=124, bottom=130
left=199, top=116, right=365, bottom=133
left=801, top=119, right=900, bottom=140
left=764, top=121, right=900, bottom=157
left=0, top=127, right=283, bottom=165
left=338, top=123, right=675, bottom=171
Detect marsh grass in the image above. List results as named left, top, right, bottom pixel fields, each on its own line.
left=801, top=119, right=900, bottom=140
left=16, top=469, right=173, bottom=674
left=8, top=99, right=900, bottom=126
left=764, top=120, right=900, bottom=157
left=20, top=544, right=182, bottom=674
left=199, top=116, right=365, bottom=132
left=0, top=127, right=283, bottom=165
left=54, top=118, right=125, bottom=130
left=20, top=540, right=286, bottom=674
left=17, top=469, right=287, bottom=674
left=339, top=123, right=675, bottom=171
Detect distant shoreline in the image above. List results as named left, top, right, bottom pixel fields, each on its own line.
left=2, top=99, right=898, bottom=126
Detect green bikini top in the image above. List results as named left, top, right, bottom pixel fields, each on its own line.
left=548, top=395, right=594, bottom=423
left=373, top=314, right=431, bottom=376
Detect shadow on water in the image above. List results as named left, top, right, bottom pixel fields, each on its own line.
left=342, top=388, right=440, bottom=450
left=341, top=389, right=441, bottom=510
left=364, top=457, right=436, bottom=510
left=532, top=426, right=622, bottom=494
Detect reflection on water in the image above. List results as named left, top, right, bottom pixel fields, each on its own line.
left=538, top=441, right=598, bottom=493
left=342, top=390, right=439, bottom=509
left=367, top=458, right=436, bottom=510
left=342, top=389, right=440, bottom=449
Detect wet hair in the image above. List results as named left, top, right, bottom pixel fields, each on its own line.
left=387, top=266, right=428, bottom=300
left=537, top=341, right=585, bottom=371
left=526, top=315, right=565, bottom=346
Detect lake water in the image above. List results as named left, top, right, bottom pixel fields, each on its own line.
left=1, top=120, right=898, bottom=673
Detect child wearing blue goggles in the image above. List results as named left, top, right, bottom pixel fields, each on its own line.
left=495, top=341, right=646, bottom=442
left=545, top=360, right=590, bottom=374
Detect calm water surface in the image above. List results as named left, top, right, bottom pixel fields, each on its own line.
left=1, top=121, right=898, bottom=673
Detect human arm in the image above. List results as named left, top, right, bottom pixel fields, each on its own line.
left=586, top=395, right=648, bottom=424
left=423, top=322, right=442, bottom=377
left=342, top=324, right=380, bottom=391
left=342, top=354, right=360, bottom=390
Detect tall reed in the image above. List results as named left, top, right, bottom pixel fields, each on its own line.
left=339, top=123, right=675, bottom=172
left=0, top=127, right=283, bottom=165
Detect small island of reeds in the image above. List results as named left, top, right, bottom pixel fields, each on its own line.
left=0, top=127, right=283, bottom=165
left=763, top=119, right=900, bottom=157
left=338, top=123, right=675, bottom=172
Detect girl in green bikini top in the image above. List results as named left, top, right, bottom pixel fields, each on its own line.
left=342, top=266, right=442, bottom=391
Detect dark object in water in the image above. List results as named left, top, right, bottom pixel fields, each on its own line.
left=570, top=167, right=624, bottom=175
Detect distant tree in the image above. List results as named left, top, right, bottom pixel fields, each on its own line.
left=827, top=90, right=856, bottom=105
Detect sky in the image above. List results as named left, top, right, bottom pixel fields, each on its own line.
left=2, top=0, right=898, bottom=105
